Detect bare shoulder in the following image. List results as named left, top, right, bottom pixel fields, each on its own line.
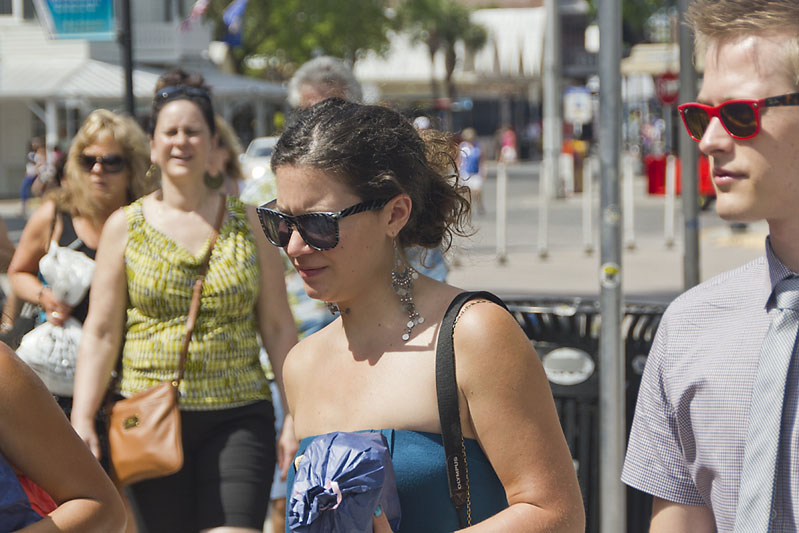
left=285, top=323, right=339, bottom=372
left=282, top=321, right=339, bottom=407
left=97, top=207, right=129, bottom=250
left=23, top=200, right=58, bottom=237
left=450, top=297, right=534, bottom=379
left=452, top=297, right=522, bottom=349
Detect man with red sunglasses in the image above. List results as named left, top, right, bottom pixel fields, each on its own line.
left=622, top=1, right=799, bottom=531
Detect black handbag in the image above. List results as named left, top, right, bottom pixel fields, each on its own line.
left=435, top=291, right=508, bottom=529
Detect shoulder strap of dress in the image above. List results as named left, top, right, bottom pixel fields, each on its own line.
left=435, top=290, right=508, bottom=528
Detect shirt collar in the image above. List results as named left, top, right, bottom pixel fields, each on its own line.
left=766, top=236, right=797, bottom=302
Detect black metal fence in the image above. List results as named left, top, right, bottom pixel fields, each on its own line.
left=506, top=298, right=667, bottom=533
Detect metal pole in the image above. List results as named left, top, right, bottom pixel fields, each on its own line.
left=496, top=162, right=508, bottom=264
left=664, top=154, right=676, bottom=247
left=119, top=0, right=135, bottom=116
left=598, top=0, right=625, bottom=530
left=622, top=152, right=636, bottom=250
left=679, top=0, right=700, bottom=289
left=542, top=0, right=562, bottom=198
left=537, top=158, right=550, bottom=259
left=583, top=155, right=595, bottom=254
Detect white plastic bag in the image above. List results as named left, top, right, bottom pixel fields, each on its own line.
left=16, top=242, right=95, bottom=396
left=38, top=241, right=95, bottom=306
left=17, top=317, right=82, bottom=396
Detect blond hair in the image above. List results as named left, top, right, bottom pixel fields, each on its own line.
left=54, top=109, right=155, bottom=220
left=686, top=0, right=799, bottom=87
left=214, top=115, right=245, bottom=182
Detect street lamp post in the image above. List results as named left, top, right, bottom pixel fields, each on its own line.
left=598, top=0, right=625, bottom=530
left=119, top=0, right=134, bottom=116
left=678, top=0, right=700, bottom=289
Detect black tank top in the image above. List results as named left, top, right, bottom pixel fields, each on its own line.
left=56, top=213, right=96, bottom=323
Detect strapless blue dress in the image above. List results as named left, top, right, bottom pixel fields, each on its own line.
left=286, top=429, right=508, bottom=532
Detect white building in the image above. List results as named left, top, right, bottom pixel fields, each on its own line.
left=0, top=0, right=285, bottom=197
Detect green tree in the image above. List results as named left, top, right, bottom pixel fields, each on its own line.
left=394, top=0, right=487, bottom=106
left=586, top=0, right=677, bottom=48
left=204, top=0, right=391, bottom=79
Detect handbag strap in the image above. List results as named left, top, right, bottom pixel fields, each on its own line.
left=436, top=290, right=508, bottom=529
left=174, top=195, right=226, bottom=385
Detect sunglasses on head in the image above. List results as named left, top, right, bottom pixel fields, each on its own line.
left=256, top=198, right=391, bottom=251
left=678, top=92, right=799, bottom=142
left=155, top=85, right=212, bottom=104
left=77, top=153, right=126, bottom=173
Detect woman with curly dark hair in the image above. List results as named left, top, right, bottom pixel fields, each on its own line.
left=261, top=99, right=584, bottom=532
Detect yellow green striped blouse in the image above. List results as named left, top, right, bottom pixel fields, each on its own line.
left=119, top=196, right=270, bottom=410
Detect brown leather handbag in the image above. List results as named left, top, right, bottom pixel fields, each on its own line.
left=108, top=197, right=225, bottom=487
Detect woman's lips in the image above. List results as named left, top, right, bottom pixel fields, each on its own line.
left=297, top=266, right=325, bottom=278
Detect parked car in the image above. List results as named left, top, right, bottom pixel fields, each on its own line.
left=241, top=136, right=279, bottom=181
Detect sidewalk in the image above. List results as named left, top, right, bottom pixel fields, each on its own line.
left=447, top=175, right=767, bottom=303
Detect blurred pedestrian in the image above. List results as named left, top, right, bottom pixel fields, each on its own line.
left=20, top=138, right=45, bottom=216
left=0, top=217, right=22, bottom=343
left=499, top=125, right=518, bottom=163
left=8, top=108, right=153, bottom=426
left=287, top=56, right=362, bottom=109
left=211, top=114, right=247, bottom=197
left=265, top=98, right=584, bottom=531
left=70, top=68, right=298, bottom=533
left=0, top=344, right=126, bottom=532
left=623, top=2, right=799, bottom=531
left=458, top=127, right=485, bottom=215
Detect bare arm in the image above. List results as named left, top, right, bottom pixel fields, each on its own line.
left=8, top=201, right=73, bottom=326
left=650, top=497, right=715, bottom=533
left=0, top=345, right=126, bottom=532
left=0, top=217, right=16, bottom=272
left=454, top=302, right=585, bottom=532
left=247, top=207, right=299, bottom=476
left=70, top=209, right=129, bottom=460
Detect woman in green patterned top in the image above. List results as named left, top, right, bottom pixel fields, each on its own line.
left=70, top=69, right=298, bottom=533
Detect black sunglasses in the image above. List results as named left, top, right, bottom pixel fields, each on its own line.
left=256, top=198, right=390, bottom=251
left=77, top=153, right=126, bottom=173
left=155, top=85, right=212, bottom=103
left=678, top=92, right=799, bottom=141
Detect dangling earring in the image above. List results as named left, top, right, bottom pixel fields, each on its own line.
left=326, top=302, right=340, bottom=315
left=145, top=163, right=158, bottom=182
left=392, top=240, right=424, bottom=341
left=204, top=171, right=224, bottom=189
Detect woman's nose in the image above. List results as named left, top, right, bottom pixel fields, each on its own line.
left=284, top=226, right=313, bottom=257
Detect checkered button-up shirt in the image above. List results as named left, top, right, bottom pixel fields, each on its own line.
left=622, top=239, right=799, bottom=531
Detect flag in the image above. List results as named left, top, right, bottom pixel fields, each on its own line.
left=223, top=0, right=248, bottom=34
left=181, top=0, right=210, bottom=31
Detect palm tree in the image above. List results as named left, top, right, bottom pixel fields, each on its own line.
left=396, top=0, right=487, bottom=126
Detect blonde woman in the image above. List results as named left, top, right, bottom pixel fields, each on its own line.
left=8, top=109, right=153, bottom=432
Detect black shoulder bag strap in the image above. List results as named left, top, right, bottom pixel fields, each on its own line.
left=436, top=290, right=509, bottom=529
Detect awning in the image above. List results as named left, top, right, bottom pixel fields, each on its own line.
left=621, top=43, right=679, bottom=76
left=0, top=59, right=285, bottom=102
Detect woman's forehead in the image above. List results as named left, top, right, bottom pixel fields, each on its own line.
left=275, top=165, right=359, bottom=211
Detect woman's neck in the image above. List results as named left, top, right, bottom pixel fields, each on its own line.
left=337, top=274, right=426, bottom=355
left=159, top=176, right=215, bottom=212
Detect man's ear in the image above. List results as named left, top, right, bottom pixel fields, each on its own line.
left=385, top=194, right=412, bottom=238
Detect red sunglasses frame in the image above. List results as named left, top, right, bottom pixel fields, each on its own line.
left=678, top=92, right=799, bottom=142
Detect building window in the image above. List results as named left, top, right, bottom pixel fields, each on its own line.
left=0, top=0, right=11, bottom=16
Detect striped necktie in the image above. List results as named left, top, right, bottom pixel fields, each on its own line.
left=735, top=276, right=799, bottom=532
